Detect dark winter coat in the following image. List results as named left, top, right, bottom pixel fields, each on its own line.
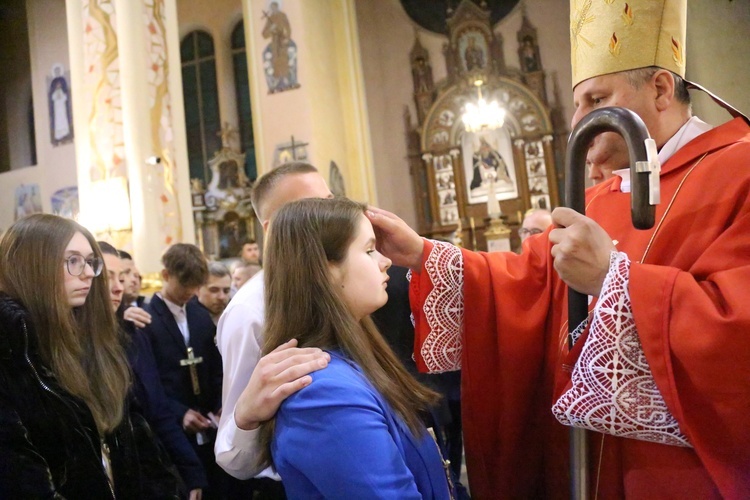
left=0, top=293, right=181, bottom=498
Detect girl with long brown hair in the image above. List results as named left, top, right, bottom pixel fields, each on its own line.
left=0, top=214, right=177, bottom=498
left=258, top=197, right=452, bottom=498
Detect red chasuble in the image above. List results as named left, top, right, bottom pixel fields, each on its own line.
left=410, top=118, right=750, bottom=499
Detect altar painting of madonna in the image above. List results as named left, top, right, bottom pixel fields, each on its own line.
left=461, top=127, right=518, bottom=205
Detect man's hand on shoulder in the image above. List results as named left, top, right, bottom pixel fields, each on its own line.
left=123, top=306, right=152, bottom=328
left=234, top=339, right=330, bottom=431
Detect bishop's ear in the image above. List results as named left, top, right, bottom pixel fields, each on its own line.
left=652, top=69, right=676, bottom=112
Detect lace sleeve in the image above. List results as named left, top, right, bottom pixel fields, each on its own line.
left=418, top=240, right=464, bottom=373
left=552, top=251, right=691, bottom=447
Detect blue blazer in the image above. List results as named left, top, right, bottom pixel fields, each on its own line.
left=139, top=295, right=223, bottom=421
left=272, top=352, right=452, bottom=499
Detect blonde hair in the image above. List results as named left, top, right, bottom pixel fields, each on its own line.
left=0, top=214, right=130, bottom=433
left=257, top=198, right=438, bottom=468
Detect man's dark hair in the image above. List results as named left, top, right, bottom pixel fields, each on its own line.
left=98, top=241, right=120, bottom=257
left=625, top=66, right=691, bottom=106
left=250, top=162, right=318, bottom=221
left=161, top=243, right=208, bottom=288
left=118, top=249, right=133, bottom=260
left=241, top=239, right=257, bottom=246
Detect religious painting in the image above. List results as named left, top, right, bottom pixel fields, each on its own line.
left=47, top=64, right=74, bottom=146
left=218, top=160, right=241, bottom=190
left=261, top=1, right=300, bottom=94
left=218, top=211, right=247, bottom=259
left=457, top=30, right=488, bottom=73
left=50, top=186, right=79, bottom=220
left=15, top=184, right=43, bottom=221
left=461, top=128, right=518, bottom=205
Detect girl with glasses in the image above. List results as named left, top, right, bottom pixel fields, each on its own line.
left=257, top=198, right=452, bottom=499
left=0, top=214, right=178, bottom=498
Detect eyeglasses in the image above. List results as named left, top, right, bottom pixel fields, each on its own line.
left=64, top=255, right=104, bottom=277
left=519, top=228, right=544, bottom=237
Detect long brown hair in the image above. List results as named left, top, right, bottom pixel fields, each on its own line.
left=258, top=198, right=438, bottom=468
left=0, top=214, right=131, bottom=433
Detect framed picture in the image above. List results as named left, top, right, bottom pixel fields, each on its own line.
left=461, top=128, right=518, bottom=205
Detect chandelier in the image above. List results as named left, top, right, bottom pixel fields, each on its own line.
left=461, top=80, right=506, bottom=133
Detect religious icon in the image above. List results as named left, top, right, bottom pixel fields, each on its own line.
left=458, top=31, right=488, bottom=73
left=15, top=184, right=43, bottom=221
left=218, top=160, right=241, bottom=189
left=218, top=211, right=248, bottom=259
left=261, top=1, right=300, bottom=94
left=470, top=137, right=511, bottom=190
left=50, top=186, right=79, bottom=220
left=462, top=129, right=518, bottom=205
left=47, top=64, right=74, bottom=146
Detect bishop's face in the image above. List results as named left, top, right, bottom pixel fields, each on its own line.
left=572, top=72, right=657, bottom=132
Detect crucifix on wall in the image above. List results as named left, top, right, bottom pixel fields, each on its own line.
left=273, top=135, right=309, bottom=166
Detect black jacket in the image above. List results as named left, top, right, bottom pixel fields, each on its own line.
left=0, top=294, right=180, bottom=498
left=140, top=295, right=222, bottom=426
left=125, top=320, right=208, bottom=490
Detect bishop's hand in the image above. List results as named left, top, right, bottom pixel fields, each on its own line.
left=549, top=207, right=615, bottom=297
left=366, top=206, right=424, bottom=270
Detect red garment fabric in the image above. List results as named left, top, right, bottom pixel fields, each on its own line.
left=410, top=118, right=750, bottom=499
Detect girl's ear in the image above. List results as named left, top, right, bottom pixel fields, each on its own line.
left=328, top=261, right=343, bottom=288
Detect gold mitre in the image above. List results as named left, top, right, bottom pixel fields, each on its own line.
left=570, top=0, right=687, bottom=88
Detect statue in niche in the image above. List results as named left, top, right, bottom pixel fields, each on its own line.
left=520, top=36, right=540, bottom=72
left=412, top=56, right=433, bottom=93
left=262, top=1, right=300, bottom=94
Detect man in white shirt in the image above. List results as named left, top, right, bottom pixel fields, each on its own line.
left=215, top=162, right=333, bottom=497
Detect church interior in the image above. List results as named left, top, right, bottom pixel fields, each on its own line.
left=1, top=0, right=748, bottom=281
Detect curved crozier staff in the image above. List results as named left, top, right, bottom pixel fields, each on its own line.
left=564, top=106, right=660, bottom=499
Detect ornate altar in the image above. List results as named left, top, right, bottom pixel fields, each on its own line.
left=405, top=0, right=568, bottom=251
left=190, top=138, right=259, bottom=260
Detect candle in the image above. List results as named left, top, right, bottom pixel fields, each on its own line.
left=486, top=170, right=501, bottom=218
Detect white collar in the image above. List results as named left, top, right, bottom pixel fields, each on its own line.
left=614, top=116, right=713, bottom=193
left=158, top=292, right=187, bottom=317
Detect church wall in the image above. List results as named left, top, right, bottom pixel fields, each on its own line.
left=686, top=0, right=750, bottom=126
left=298, top=0, right=375, bottom=203
left=0, top=0, right=76, bottom=231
